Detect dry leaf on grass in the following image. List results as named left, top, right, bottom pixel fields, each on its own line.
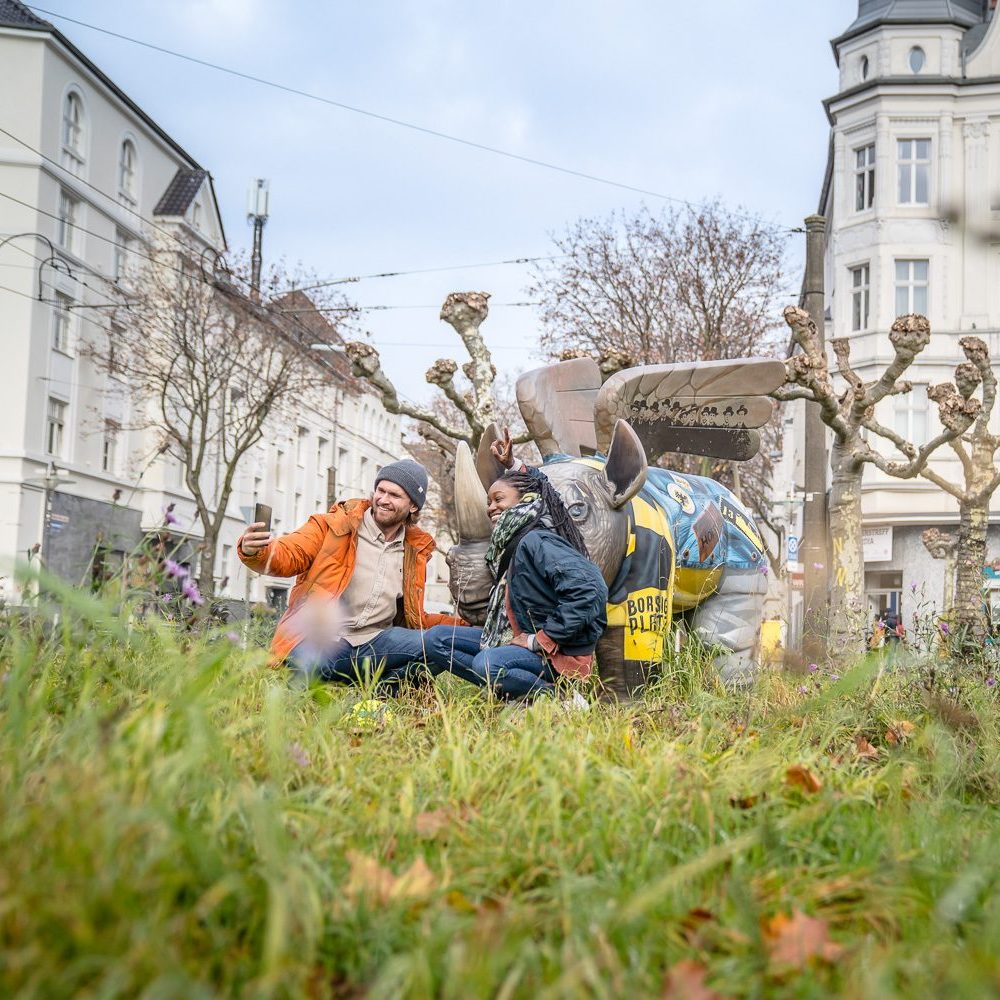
left=414, top=809, right=451, bottom=838
left=764, top=909, right=843, bottom=968
left=729, top=793, right=760, bottom=809
left=885, top=720, right=916, bottom=745
left=662, top=959, right=723, bottom=999
left=679, top=906, right=716, bottom=946
left=854, top=736, right=879, bottom=760
left=344, top=851, right=438, bottom=905
left=785, top=764, right=823, bottom=794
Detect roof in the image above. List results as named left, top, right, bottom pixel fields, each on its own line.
left=0, top=0, right=48, bottom=29
left=834, top=0, right=987, bottom=48
left=0, top=0, right=202, bottom=169
left=153, top=168, right=208, bottom=216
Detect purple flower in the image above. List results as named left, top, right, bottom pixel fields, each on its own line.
left=760, top=564, right=769, bottom=576
left=288, top=743, right=311, bottom=768
left=161, top=593, right=174, bottom=602
left=910, top=583, right=918, bottom=593
left=226, top=631, right=240, bottom=644
left=987, top=677, right=996, bottom=689
left=164, top=558, right=188, bottom=580
left=163, top=506, right=178, bottom=526
left=798, top=685, right=809, bottom=695
left=939, top=622, right=950, bottom=635
left=812, top=562, right=824, bottom=570
left=808, top=662, right=818, bottom=674
left=830, top=674, right=840, bottom=682
left=181, top=580, right=205, bottom=606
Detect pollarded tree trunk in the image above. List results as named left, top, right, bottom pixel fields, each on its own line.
left=828, top=439, right=866, bottom=644
left=953, top=499, right=988, bottom=643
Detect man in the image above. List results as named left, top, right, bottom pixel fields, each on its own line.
left=238, top=459, right=463, bottom=688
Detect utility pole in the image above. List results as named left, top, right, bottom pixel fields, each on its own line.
left=247, top=179, right=270, bottom=303
left=801, top=214, right=829, bottom=660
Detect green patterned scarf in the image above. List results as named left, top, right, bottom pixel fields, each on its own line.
left=480, top=493, right=542, bottom=650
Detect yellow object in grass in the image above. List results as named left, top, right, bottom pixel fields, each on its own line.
left=349, top=699, right=394, bottom=731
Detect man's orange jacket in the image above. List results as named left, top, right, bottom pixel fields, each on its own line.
left=237, top=498, right=463, bottom=662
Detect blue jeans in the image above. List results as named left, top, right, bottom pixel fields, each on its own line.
left=424, top=624, right=556, bottom=700
left=287, top=627, right=438, bottom=691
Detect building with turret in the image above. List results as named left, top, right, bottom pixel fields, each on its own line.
left=780, top=0, right=1000, bottom=635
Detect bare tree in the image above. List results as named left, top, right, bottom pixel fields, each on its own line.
left=774, top=307, right=979, bottom=648
left=89, top=239, right=347, bottom=599
left=344, top=291, right=530, bottom=455
left=529, top=200, right=787, bottom=365
left=915, top=336, right=1000, bottom=643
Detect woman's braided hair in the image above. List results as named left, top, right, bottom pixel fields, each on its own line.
left=497, top=467, right=590, bottom=559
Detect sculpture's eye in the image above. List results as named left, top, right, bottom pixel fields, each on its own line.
left=568, top=501, right=588, bottom=521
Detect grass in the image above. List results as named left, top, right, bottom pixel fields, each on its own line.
left=3, top=587, right=1000, bottom=998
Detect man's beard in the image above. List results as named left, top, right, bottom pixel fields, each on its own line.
left=372, top=498, right=408, bottom=528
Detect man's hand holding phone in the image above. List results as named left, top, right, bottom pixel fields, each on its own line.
left=241, top=503, right=273, bottom=557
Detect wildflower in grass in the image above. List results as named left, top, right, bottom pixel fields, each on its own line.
left=830, top=673, right=840, bottom=682
left=988, top=677, right=996, bottom=689
left=760, top=563, right=769, bottom=576
left=181, top=580, right=205, bottom=606
left=798, top=685, right=809, bottom=694
left=164, top=558, right=188, bottom=579
left=226, top=631, right=240, bottom=644
left=161, top=593, right=173, bottom=603
left=808, top=663, right=818, bottom=673
left=288, top=743, right=311, bottom=768
left=163, top=504, right=178, bottom=526
left=939, top=622, right=950, bottom=635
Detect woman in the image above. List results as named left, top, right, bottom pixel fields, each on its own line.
left=424, top=430, right=608, bottom=700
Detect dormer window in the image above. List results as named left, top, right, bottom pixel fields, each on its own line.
left=908, top=47, right=926, bottom=74
left=61, top=91, right=85, bottom=175
left=117, top=139, right=137, bottom=209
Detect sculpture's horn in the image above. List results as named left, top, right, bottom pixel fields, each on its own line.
left=455, top=441, right=493, bottom=540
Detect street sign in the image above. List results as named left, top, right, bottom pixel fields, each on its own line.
left=787, top=534, right=799, bottom=560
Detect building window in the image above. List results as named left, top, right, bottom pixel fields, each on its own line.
left=51, top=292, right=73, bottom=352
left=117, top=140, right=137, bottom=208
left=908, top=46, right=925, bottom=74
left=221, top=544, right=233, bottom=584
left=57, top=189, right=79, bottom=253
left=296, top=426, right=308, bottom=466
left=316, top=436, right=329, bottom=471
left=274, top=449, right=285, bottom=491
left=897, top=139, right=930, bottom=205
left=850, top=264, right=870, bottom=331
left=101, top=419, right=120, bottom=473
left=895, top=259, right=929, bottom=316
left=61, top=91, right=85, bottom=174
left=112, top=228, right=134, bottom=284
left=854, top=144, right=875, bottom=211
left=294, top=492, right=302, bottom=524
left=894, top=384, right=928, bottom=448
left=46, top=398, right=66, bottom=456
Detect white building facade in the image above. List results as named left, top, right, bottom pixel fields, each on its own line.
left=0, top=3, right=409, bottom=613
left=787, top=0, right=1000, bottom=629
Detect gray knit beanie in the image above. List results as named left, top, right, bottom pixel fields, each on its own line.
left=374, top=459, right=429, bottom=510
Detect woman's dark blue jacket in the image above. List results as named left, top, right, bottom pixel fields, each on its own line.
left=505, top=529, right=608, bottom=655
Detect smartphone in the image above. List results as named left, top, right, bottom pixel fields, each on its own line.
left=253, top=502, right=273, bottom=532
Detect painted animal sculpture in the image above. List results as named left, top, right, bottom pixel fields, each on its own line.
left=446, top=356, right=784, bottom=697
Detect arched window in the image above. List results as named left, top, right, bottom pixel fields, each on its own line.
left=909, top=47, right=925, bottom=74
left=61, top=91, right=85, bottom=174
left=118, top=139, right=137, bottom=208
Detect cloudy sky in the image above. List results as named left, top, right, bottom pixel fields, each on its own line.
left=33, top=0, right=857, bottom=401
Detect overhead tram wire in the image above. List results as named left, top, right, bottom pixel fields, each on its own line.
left=0, top=123, right=568, bottom=302
left=28, top=5, right=797, bottom=233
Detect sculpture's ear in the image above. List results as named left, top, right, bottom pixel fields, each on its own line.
left=475, top=422, right=506, bottom=491
left=603, top=420, right=647, bottom=509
